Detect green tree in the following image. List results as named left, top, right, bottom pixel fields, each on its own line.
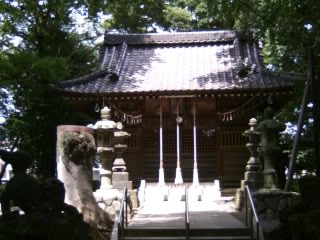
left=102, top=0, right=167, bottom=33
left=102, top=0, right=216, bottom=33
left=163, top=0, right=215, bottom=31
left=0, top=0, right=102, bottom=178
left=207, top=0, right=320, bottom=185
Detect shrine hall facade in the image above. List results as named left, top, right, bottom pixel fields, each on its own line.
left=58, top=30, right=295, bottom=188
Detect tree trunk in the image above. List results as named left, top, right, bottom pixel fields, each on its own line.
left=284, top=54, right=311, bottom=191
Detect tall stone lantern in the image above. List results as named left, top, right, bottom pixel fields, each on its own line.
left=235, top=118, right=263, bottom=209
left=257, top=106, right=284, bottom=189
left=243, top=118, right=263, bottom=189
left=92, top=106, right=117, bottom=189
left=89, top=107, right=135, bottom=220
left=90, top=106, right=132, bottom=191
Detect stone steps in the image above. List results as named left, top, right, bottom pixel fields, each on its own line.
left=116, top=182, right=251, bottom=240
left=124, top=237, right=251, bottom=240
left=123, top=228, right=251, bottom=240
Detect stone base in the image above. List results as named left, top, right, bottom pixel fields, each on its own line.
left=235, top=171, right=264, bottom=210
left=253, top=189, right=301, bottom=220
left=112, top=171, right=132, bottom=190
left=94, top=188, right=122, bottom=219
left=112, top=171, right=129, bottom=182
left=113, top=181, right=133, bottom=191
left=235, top=188, right=245, bottom=210
left=94, top=188, right=136, bottom=220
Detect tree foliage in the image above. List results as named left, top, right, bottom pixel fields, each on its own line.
left=102, top=0, right=216, bottom=32
left=0, top=0, right=101, bottom=177
left=207, top=0, right=320, bottom=69
left=163, top=0, right=215, bottom=31
left=102, top=0, right=167, bottom=33
left=207, top=0, right=320, bottom=179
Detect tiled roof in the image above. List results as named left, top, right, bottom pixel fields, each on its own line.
left=102, top=30, right=241, bottom=45
left=59, top=31, right=295, bottom=96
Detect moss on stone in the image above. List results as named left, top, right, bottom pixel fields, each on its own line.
left=59, top=131, right=96, bottom=165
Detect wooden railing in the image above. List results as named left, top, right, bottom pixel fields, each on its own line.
left=117, top=187, right=128, bottom=240
left=244, top=185, right=264, bottom=240
left=185, top=187, right=190, bottom=240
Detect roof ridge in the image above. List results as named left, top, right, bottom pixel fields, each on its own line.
left=104, top=30, right=246, bottom=45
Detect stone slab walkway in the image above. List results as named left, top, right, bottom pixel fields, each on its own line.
left=128, top=198, right=247, bottom=230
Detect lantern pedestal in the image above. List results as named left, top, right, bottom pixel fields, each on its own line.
left=97, top=147, right=114, bottom=189
left=111, top=131, right=132, bottom=191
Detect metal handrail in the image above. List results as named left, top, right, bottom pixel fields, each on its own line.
left=244, top=185, right=264, bottom=240
left=185, top=187, right=190, bottom=240
left=117, top=187, right=128, bottom=240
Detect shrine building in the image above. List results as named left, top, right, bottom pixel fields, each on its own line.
left=57, top=30, right=296, bottom=189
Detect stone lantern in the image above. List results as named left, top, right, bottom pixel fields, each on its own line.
left=235, top=118, right=263, bottom=209
left=243, top=118, right=264, bottom=189
left=92, top=106, right=117, bottom=189
left=90, top=106, right=132, bottom=191
left=88, top=107, right=135, bottom=220
left=257, top=106, right=284, bottom=189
